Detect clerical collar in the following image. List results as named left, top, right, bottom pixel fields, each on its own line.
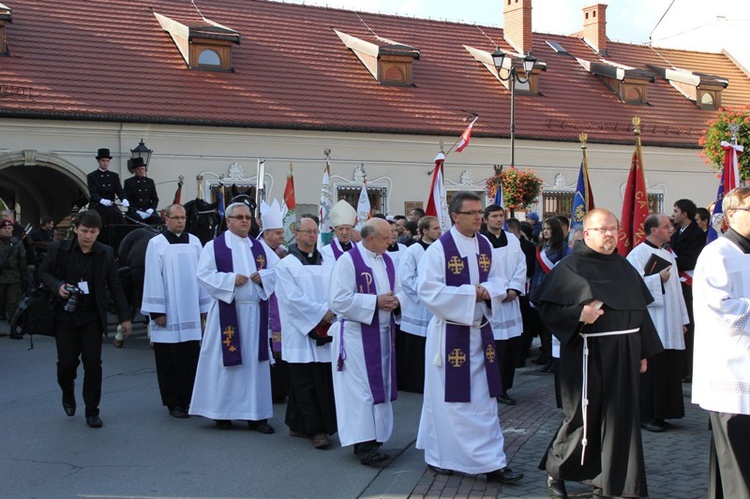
left=339, top=240, right=352, bottom=252
left=724, top=228, right=750, bottom=254
left=387, top=243, right=399, bottom=252
left=418, top=239, right=432, bottom=250
left=164, top=230, right=189, bottom=244
left=481, top=229, right=507, bottom=248
left=644, top=239, right=659, bottom=249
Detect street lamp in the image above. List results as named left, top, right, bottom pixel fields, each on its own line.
left=130, top=139, right=153, bottom=166
left=491, top=48, right=537, bottom=167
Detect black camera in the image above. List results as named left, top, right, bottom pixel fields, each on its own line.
left=63, top=285, right=81, bottom=313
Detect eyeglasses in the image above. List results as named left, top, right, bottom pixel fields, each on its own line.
left=296, top=229, right=320, bottom=235
left=456, top=210, right=484, bottom=216
left=587, top=227, right=618, bottom=235
left=227, top=215, right=253, bottom=221
left=729, top=207, right=750, bottom=212
left=167, top=216, right=186, bottom=220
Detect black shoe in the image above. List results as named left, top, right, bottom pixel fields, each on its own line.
left=247, top=419, right=275, bottom=434
left=9, top=330, right=23, bottom=340
left=641, top=419, right=666, bottom=432
left=428, top=464, right=454, bottom=475
left=359, top=449, right=390, bottom=466
left=486, top=467, right=523, bottom=484
left=497, top=393, right=517, bottom=406
left=168, top=406, right=189, bottom=419
left=86, top=415, right=103, bottom=428
left=62, top=394, right=76, bottom=417
left=214, top=419, right=233, bottom=430
left=547, top=475, right=568, bottom=498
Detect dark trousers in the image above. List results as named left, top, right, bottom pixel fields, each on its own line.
left=709, top=412, right=750, bottom=499
left=640, top=349, right=685, bottom=421
left=495, top=337, right=522, bottom=393
left=56, top=320, right=103, bottom=416
left=153, top=341, right=200, bottom=409
left=285, top=362, right=337, bottom=436
left=0, top=281, right=23, bottom=324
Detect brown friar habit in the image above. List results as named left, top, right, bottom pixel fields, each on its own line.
left=533, top=241, right=663, bottom=498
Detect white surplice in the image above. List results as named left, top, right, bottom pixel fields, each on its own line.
left=489, top=231, right=525, bottom=340
left=328, top=243, right=404, bottom=447
left=189, top=231, right=279, bottom=420
left=141, top=233, right=210, bottom=343
left=319, top=237, right=347, bottom=275
left=692, top=236, right=750, bottom=415
left=275, top=255, right=332, bottom=363
left=416, top=226, right=510, bottom=474
left=398, top=243, right=432, bottom=337
left=626, top=241, right=688, bottom=350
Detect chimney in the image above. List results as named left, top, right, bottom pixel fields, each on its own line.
left=503, top=0, right=533, bottom=55
left=582, top=4, right=607, bottom=55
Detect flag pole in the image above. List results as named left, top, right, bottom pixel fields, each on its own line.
left=445, top=115, right=479, bottom=157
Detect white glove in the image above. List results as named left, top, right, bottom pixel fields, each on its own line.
left=121, top=199, right=130, bottom=208
left=99, top=199, right=113, bottom=207
left=146, top=208, right=154, bottom=216
left=137, top=210, right=149, bottom=220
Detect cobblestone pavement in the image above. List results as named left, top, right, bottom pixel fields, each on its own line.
left=408, top=366, right=710, bottom=499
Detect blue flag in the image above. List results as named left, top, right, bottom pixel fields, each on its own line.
left=217, top=188, right=225, bottom=218
left=571, top=159, right=594, bottom=228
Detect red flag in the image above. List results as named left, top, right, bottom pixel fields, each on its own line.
left=455, top=117, right=478, bottom=153
left=425, top=153, right=451, bottom=233
left=617, top=141, right=649, bottom=256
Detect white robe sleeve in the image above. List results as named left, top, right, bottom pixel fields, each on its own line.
left=329, top=253, right=378, bottom=325
left=141, top=236, right=167, bottom=315
left=276, top=257, right=328, bottom=337
left=399, top=245, right=421, bottom=305
left=695, top=248, right=750, bottom=336
left=627, top=246, right=665, bottom=309
left=197, top=240, right=237, bottom=305
left=507, top=234, right=527, bottom=295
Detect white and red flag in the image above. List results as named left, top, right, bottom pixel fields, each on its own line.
left=425, top=153, right=452, bottom=234
left=455, top=116, right=478, bottom=153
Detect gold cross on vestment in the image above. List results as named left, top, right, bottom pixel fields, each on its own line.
left=478, top=253, right=491, bottom=272
left=223, top=337, right=232, bottom=347
left=222, top=326, right=234, bottom=337
left=485, top=343, right=496, bottom=363
left=448, top=348, right=466, bottom=367
left=256, top=255, right=266, bottom=270
left=448, top=256, right=464, bottom=275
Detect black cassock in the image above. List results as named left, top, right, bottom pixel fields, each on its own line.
left=533, top=241, right=663, bottom=498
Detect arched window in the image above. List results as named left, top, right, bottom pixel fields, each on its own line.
left=198, top=49, right=221, bottom=66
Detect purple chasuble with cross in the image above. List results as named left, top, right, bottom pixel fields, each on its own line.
left=346, top=244, right=398, bottom=405
left=214, top=233, right=270, bottom=366
left=440, top=231, right=502, bottom=402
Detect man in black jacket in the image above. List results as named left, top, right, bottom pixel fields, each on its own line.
left=670, top=198, right=706, bottom=382
left=38, top=210, right=132, bottom=428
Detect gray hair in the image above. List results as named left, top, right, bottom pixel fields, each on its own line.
left=225, top=202, right=250, bottom=218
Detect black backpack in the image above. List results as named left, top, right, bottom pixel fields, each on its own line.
left=9, top=285, right=57, bottom=346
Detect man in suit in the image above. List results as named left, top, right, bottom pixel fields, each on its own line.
left=37, top=210, right=132, bottom=428
left=670, top=198, right=706, bottom=382
left=124, top=157, right=160, bottom=225
left=87, top=148, right=129, bottom=226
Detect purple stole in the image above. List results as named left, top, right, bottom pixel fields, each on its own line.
left=213, top=233, right=270, bottom=367
left=343, top=244, right=398, bottom=405
left=331, top=240, right=343, bottom=260
left=269, top=294, right=281, bottom=354
left=440, top=231, right=502, bottom=402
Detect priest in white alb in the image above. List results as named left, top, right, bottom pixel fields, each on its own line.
left=320, top=200, right=357, bottom=272
left=626, top=213, right=688, bottom=432
left=141, top=204, right=210, bottom=419
left=190, top=202, right=279, bottom=432
left=329, top=217, right=404, bottom=466
left=416, top=191, right=523, bottom=484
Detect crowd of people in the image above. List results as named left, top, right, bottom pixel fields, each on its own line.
left=2, top=147, right=749, bottom=498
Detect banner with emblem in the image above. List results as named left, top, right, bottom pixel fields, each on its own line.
left=425, top=153, right=452, bottom=234
left=617, top=117, right=649, bottom=257
left=319, top=157, right=334, bottom=246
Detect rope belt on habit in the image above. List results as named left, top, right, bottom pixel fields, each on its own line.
left=579, top=328, right=639, bottom=465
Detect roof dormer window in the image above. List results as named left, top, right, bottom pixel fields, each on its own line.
left=577, top=58, right=654, bottom=104
left=334, top=29, right=420, bottom=86
left=154, top=12, right=240, bottom=72
left=647, top=65, right=727, bottom=110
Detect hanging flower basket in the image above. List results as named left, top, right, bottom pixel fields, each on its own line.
left=699, top=105, right=750, bottom=181
left=485, top=166, right=543, bottom=211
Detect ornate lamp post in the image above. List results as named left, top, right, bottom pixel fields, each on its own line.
left=130, top=139, right=153, bottom=166
left=491, top=49, right=537, bottom=167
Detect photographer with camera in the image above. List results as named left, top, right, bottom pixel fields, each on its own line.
left=37, top=210, right=131, bottom=428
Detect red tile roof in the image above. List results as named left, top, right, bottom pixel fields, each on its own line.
left=1, top=0, right=748, bottom=148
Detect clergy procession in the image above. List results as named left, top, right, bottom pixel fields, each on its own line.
left=7, top=145, right=750, bottom=499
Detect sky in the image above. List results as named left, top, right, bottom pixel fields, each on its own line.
left=274, top=0, right=750, bottom=66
